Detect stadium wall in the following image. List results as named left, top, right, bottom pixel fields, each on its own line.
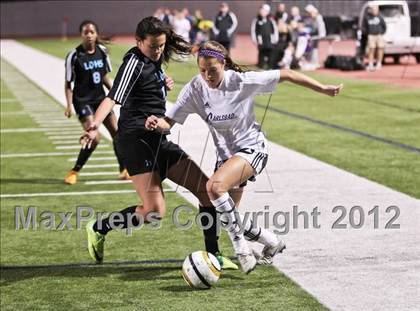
left=0, top=0, right=265, bottom=37
left=1, top=0, right=419, bottom=38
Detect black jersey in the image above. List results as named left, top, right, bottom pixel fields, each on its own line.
left=65, top=44, right=112, bottom=105
left=107, top=47, right=167, bottom=135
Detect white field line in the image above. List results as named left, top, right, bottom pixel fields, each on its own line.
left=0, top=99, right=19, bottom=103
left=51, top=140, right=78, bottom=145
left=83, top=163, right=118, bottom=168
left=35, top=119, right=77, bottom=123
left=67, top=156, right=115, bottom=162
left=35, top=122, right=78, bottom=127
left=79, top=171, right=118, bottom=176
left=0, top=128, right=80, bottom=133
left=1, top=128, right=46, bottom=133
left=29, top=112, right=63, bottom=115
left=0, top=189, right=136, bottom=198
left=0, top=150, right=115, bottom=158
left=46, top=131, right=81, bottom=135
left=85, top=180, right=132, bottom=185
left=55, top=144, right=109, bottom=150
left=48, top=135, right=81, bottom=139
left=0, top=111, right=26, bottom=116
left=42, top=128, right=80, bottom=132
left=0, top=188, right=177, bottom=198
left=35, top=124, right=79, bottom=128
left=1, top=98, right=18, bottom=103
left=24, top=105, right=54, bottom=109
left=30, top=116, right=67, bottom=120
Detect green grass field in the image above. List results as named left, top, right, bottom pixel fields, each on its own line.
left=1, top=41, right=327, bottom=310
left=1, top=38, right=419, bottom=310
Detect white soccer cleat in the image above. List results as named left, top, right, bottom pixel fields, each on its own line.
left=257, top=239, right=286, bottom=265
left=237, top=252, right=257, bottom=274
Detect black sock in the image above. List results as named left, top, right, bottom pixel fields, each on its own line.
left=72, top=146, right=96, bottom=172
left=113, top=139, right=125, bottom=172
left=93, top=205, right=140, bottom=235
left=199, top=205, right=220, bottom=255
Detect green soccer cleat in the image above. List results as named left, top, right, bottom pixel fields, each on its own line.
left=86, top=219, right=105, bottom=263
left=215, top=252, right=239, bottom=270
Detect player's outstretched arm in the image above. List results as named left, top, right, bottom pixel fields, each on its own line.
left=280, top=69, right=343, bottom=97
left=145, top=115, right=175, bottom=133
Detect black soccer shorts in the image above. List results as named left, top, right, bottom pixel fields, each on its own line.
left=73, top=101, right=113, bottom=121
left=115, top=131, right=188, bottom=180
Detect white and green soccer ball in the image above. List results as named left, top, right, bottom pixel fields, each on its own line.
left=181, top=251, right=221, bottom=289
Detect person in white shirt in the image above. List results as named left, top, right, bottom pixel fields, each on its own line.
left=146, top=40, right=343, bottom=269
left=304, top=4, right=326, bottom=69
left=173, top=10, right=191, bottom=42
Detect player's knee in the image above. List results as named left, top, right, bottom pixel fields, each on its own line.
left=206, top=178, right=228, bottom=198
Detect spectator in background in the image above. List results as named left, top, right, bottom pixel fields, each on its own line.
left=182, top=8, right=194, bottom=42
left=155, top=8, right=174, bottom=25
left=173, top=10, right=191, bottom=42
left=163, top=8, right=174, bottom=25
left=212, top=2, right=238, bottom=51
left=273, top=19, right=291, bottom=68
left=251, top=4, right=279, bottom=69
left=275, top=3, right=288, bottom=23
left=278, top=20, right=309, bottom=70
left=153, top=8, right=164, bottom=20
left=289, top=6, right=302, bottom=23
left=304, top=4, right=326, bottom=69
left=194, top=10, right=214, bottom=44
left=362, top=4, right=386, bottom=71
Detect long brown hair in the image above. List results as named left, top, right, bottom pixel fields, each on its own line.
left=197, top=41, right=248, bottom=72
left=135, top=16, right=192, bottom=64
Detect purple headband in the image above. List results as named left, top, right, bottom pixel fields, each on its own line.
left=198, top=49, right=225, bottom=61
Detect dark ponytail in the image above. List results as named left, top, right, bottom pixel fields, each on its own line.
left=197, top=41, right=248, bottom=73
left=79, top=20, right=110, bottom=45
left=135, top=16, right=192, bottom=64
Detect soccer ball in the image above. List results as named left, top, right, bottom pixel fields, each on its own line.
left=181, top=251, right=221, bottom=289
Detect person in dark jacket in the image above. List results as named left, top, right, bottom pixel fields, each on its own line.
left=362, top=5, right=387, bottom=70
left=275, top=3, right=288, bottom=23
left=273, top=19, right=291, bottom=68
left=212, top=2, right=238, bottom=51
left=251, top=4, right=279, bottom=69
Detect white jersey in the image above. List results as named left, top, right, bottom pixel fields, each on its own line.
left=166, top=69, right=280, bottom=160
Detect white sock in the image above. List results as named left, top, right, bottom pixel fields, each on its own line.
left=240, top=214, right=278, bottom=247
left=211, top=193, right=250, bottom=254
